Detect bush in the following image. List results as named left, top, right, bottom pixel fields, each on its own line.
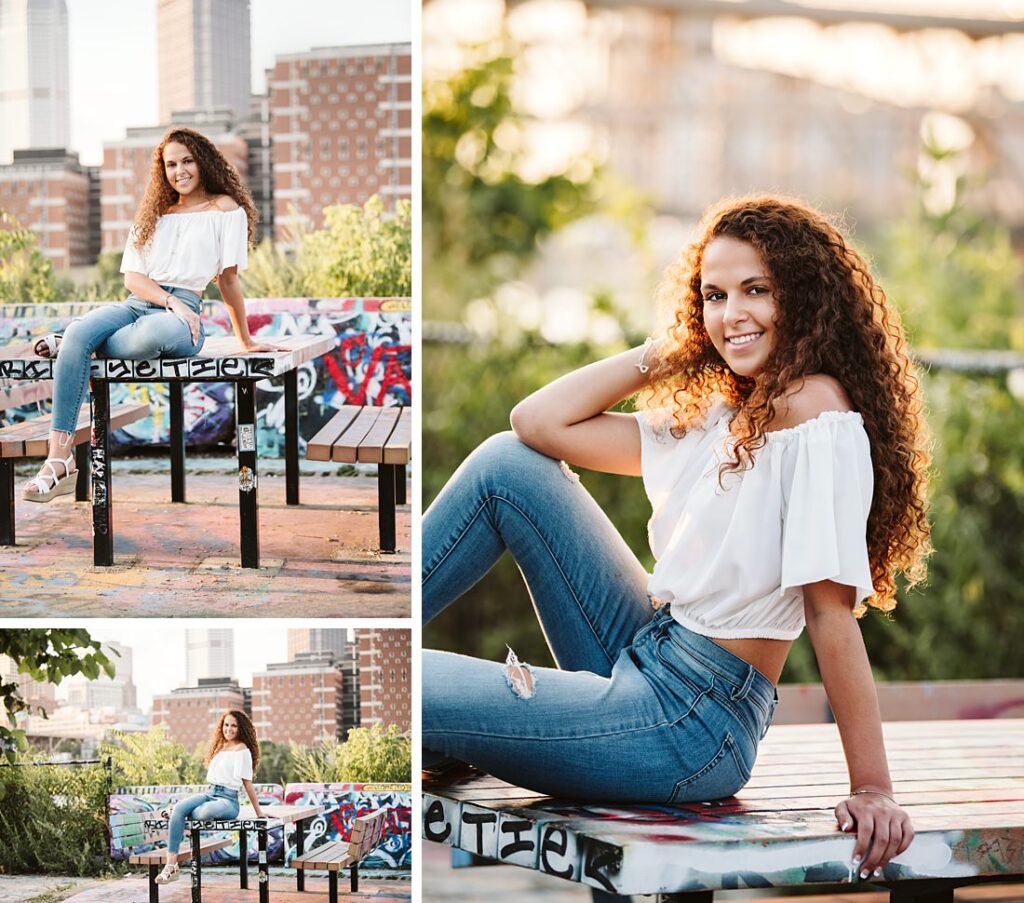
left=100, top=729, right=203, bottom=787
left=0, top=762, right=112, bottom=876
left=289, top=725, right=411, bottom=784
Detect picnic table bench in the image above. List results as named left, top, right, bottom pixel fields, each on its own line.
left=423, top=718, right=1024, bottom=902
left=0, top=377, right=150, bottom=545
left=0, top=334, right=335, bottom=568
left=307, top=405, right=411, bottom=553
left=141, top=803, right=321, bottom=903
left=290, top=808, right=389, bottom=901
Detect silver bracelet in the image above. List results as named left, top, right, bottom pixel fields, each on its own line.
left=635, top=336, right=656, bottom=374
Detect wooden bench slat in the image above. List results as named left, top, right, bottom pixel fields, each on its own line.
left=1, top=402, right=149, bottom=458
left=331, top=406, right=384, bottom=464
left=357, top=407, right=401, bottom=463
left=382, top=407, right=411, bottom=464
left=129, top=836, right=231, bottom=865
left=294, top=839, right=356, bottom=870
left=307, top=406, right=364, bottom=462
left=0, top=379, right=54, bottom=410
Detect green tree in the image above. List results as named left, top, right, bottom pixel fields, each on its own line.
left=0, top=630, right=115, bottom=762
left=241, top=196, right=411, bottom=298
left=255, top=740, right=293, bottom=785
left=336, top=724, right=410, bottom=783
left=100, top=728, right=204, bottom=787
left=0, top=209, right=59, bottom=304
left=71, top=251, right=127, bottom=303
left=288, top=725, right=411, bottom=784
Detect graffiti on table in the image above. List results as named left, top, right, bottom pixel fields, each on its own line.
left=0, top=298, right=411, bottom=457
left=109, top=782, right=411, bottom=869
left=283, top=782, right=412, bottom=868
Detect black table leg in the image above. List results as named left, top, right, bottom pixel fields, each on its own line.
left=91, top=378, right=113, bottom=566
left=258, top=825, right=269, bottom=903
left=148, top=863, right=159, bottom=903
left=235, top=380, right=260, bottom=568
left=329, top=870, right=338, bottom=903
left=170, top=382, right=186, bottom=503
left=396, top=464, right=406, bottom=505
left=190, top=825, right=202, bottom=903
left=74, top=442, right=89, bottom=501
left=1, top=458, right=14, bottom=546
left=285, top=369, right=299, bottom=505
left=239, top=827, right=248, bottom=889
left=378, top=462, right=397, bottom=553
left=294, top=817, right=306, bottom=891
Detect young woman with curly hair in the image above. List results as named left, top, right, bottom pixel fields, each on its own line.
left=23, top=127, right=278, bottom=502
left=155, top=709, right=264, bottom=885
left=423, top=195, right=931, bottom=879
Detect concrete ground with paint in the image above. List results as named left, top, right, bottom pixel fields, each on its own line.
left=0, top=468, right=410, bottom=616
left=0, top=870, right=410, bottom=902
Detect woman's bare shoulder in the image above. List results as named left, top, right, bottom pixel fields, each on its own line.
left=212, top=195, right=240, bottom=211
left=770, top=374, right=854, bottom=431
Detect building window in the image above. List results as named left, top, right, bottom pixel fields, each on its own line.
left=357, top=138, right=367, bottom=159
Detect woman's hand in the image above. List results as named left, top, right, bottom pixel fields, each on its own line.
left=835, top=791, right=914, bottom=878
left=168, top=296, right=201, bottom=344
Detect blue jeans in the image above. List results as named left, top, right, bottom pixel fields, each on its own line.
left=423, top=432, right=777, bottom=803
left=51, top=286, right=205, bottom=434
left=167, top=785, right=239, bottom=854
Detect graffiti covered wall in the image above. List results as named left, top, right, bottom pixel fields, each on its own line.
left=283, top=783, right=412, bottom=869
left=0, top=298, right=411, bottom=457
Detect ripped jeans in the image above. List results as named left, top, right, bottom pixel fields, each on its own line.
left=423, top=432, right=776, bottom=803
left=51, top=287, right=205, bottom=435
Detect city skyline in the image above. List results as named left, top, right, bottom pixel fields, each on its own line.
left=63, top=0, right=411, bottom=165
left=53, top=625, right=296, bottom=711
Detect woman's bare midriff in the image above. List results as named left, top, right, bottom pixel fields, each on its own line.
left=709, top=636, right=792, bottom=686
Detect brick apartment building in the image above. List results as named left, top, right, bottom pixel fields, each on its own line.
left=0, top=149, right=94, bottom=269
left=357, top=629, right=410, bottom=735
left=151, top=677, right=246, bottom=752
left=251, top=651, right=344, bottom=745
left=268, top=42, right=412, bottom=243
left=100, top=114, right=248, bottom=254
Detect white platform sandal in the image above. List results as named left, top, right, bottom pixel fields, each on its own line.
left=33, top=334, right=62, bottom=358
left=154, top=862, right=180, bottom=884
left=22, top=453, right=77, bottom=503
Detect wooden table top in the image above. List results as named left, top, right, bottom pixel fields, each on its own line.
left=0, top=335, right=335, bottom=381
left=423, top=719, right=1024, bottom=896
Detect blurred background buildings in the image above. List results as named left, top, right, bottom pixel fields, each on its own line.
left=7, top=627, right=410, bottom=758
left=0, top=0, right=411, bottom=270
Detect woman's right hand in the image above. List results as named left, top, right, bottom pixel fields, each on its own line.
left=167, top=296, right=202, bottom=344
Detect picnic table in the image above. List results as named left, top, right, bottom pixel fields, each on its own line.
left=143, top=802, right=321, bottom=903
left=0, top=335, right=334, bottom=568
left=423, top=718, right=1024, bottom=902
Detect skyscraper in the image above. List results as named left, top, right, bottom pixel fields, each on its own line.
left=185, top=629, right=235, bottom=685
left=156, top=0, right=252, bottom=125
left=287, top=628, right=349, bottom=661
left=0, top=0, right=70, bottom=164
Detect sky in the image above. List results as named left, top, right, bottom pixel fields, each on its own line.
left=55, top=624, right=293, bottom=712
left=65, top=0, right=411, bottom=165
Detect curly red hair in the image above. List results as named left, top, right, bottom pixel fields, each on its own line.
left=640, top=195, right=931, bottom=613
left=132, top=127, right=258, bottom=250
left=206, top=709, right=261, bottom=772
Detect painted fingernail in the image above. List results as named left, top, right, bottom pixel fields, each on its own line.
left=841, top=821, right=851, bottom=831
left=852, top=854, right=862, bottom=864
left=873, top=868, right=883, bottom=877
left=860, top=870, right=869, bottom=880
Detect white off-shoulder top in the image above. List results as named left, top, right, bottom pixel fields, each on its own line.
left=120, top=207, right=249, bottom=293
left=634, top=402, right=874, bottom=640
left=206, top=747, right=253, bottom=790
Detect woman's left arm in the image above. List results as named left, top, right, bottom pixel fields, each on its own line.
left=804, top=579, right=914, bottom=878
left=241, top=778, right=264, bottom=818
left=218, top=267, right=285, bottom=353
